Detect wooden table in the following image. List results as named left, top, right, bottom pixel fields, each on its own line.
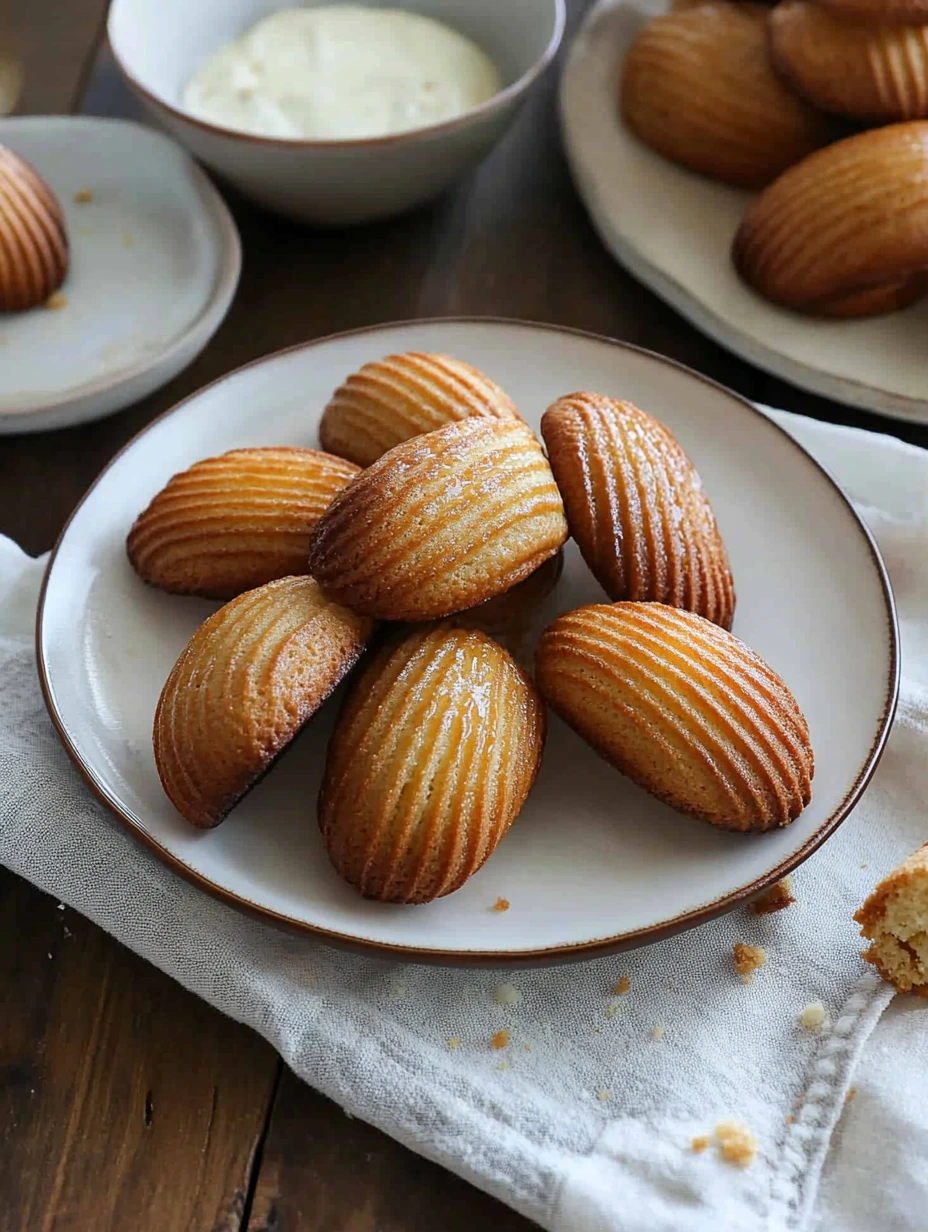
left=2, top=3, right=925, bottom=1228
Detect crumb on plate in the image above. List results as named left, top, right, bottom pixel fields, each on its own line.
left=733, top=942, right=767, bottom=983
left=491, top=1029, right=510, bottom=1050
left=45, top=292, right=67, bottom=310
left=715, top=1119, right=758, bottom=1167
left=492, top=897, right=510, bottom=912
left=799, top=1001, right=829, bottom=1030
left=749, top=878, right=795, bottom=916
left=74, top=189, right=93, bottom=204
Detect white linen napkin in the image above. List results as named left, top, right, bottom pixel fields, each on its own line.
left=1, top=409, right=926, bottom=1232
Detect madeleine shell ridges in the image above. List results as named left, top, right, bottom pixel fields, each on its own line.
left=319, top=351, right=521, bottom=467
left=308, top=417, right=568, bottom=621
left=319, top=623, right=546, bottom=904
left=819, top=0, right=928, bottom=23
left=733, top=122, right=928, bottom=317
left=541, top=393, right=735, bottom=629
left=620, top=4, right=834, bottom=189
left=0, top=143, right=68, bottom=312
left=769, top=3, right=928, bottom=122
left=535, top=603, right=813, bottom=832
left=127, top=447, right=360, bottom=599
left=153, top=576, right=373, bottom=828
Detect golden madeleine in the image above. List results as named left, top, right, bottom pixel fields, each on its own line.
left=319, top=624, right=545, bottom=904
left=770, top=3, right=928, bottom=122
left=319, top=351, right=521, bottom=467
left=856, top=845, right=928, bottom=996
left=819, top=0, right=928, bottom=22
left=0, top=143, right=68, bottom=311
left=127, top=447, right=359, bottom=599
left=308, top=418, right=568, bottom=621
left=733, top=122, right=928, bottom=317
left=451, top=550, right=563, bottom=654
left=535, top=603, right=813, bottom=832
left=154, top=576, right=372, bottom=827
left=541, top=393, right=735, bottom=629
left=620, top=4, right=833, bottom=189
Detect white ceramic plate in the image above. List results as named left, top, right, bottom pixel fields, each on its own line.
left=559, top=0, right=928, bottom=426
left=37, top=320, right=898, bottom=965
left=0, top=117, right=240, bottom=433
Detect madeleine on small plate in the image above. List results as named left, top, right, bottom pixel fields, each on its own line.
left=319, top=623, right=545, bottom=904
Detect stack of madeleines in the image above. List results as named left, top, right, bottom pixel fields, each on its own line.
left=130, top=351, right=814, bottom=905
left=621, top=0, right=928, bottom=317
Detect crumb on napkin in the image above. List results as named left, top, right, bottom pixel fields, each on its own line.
left=649, top=1024, right=665, bottom=1042
left=799, top=1001, right=830, bottom=1030
left=493, top=982, right=522, bottom=1006
left=691, top=1135, right=710, bottom=1153
left=715, top=1119, right=758, bottom=1167
left=491, top=1029, right=510, bottom=1050
left=749, top=877, right=794, bottom=916
left=612, top=975, right=631, bottom=995
left=733, top=942, right=767, bottom=983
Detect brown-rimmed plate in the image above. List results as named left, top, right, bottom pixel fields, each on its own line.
left=36, top=319, right=898, bottom=965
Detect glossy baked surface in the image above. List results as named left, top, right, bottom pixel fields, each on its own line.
left=536, top=602, right=814, bottom=832
left=319, top=351, right=520, bottom=467
left=308, top=416, right=567, bottom=620
left=320, top=624, right=545, bottom=904
left=127, top=446, right=358, bottom=599
left=542, top=392, right=735, bottom=628
left=154, top=576, right=372, bottom=827
left=0, top=142, right=68, bottom=312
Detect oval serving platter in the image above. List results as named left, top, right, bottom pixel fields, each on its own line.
left=560, top=0, right=928, bottom=426
left=37, top=319, right=898, bottom=964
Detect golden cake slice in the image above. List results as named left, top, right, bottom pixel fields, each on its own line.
left=0, top=143, right=68, bottom=311
left=308, top=418, right=568, bottom=621
left=319, top=624, right=545, bottom=903
left=535, top=603, right=813, bottom=832
left=154, top=576, right=372, bottom=827
left=319, top=351, right=521, bottom=467
left=733, top=122, right=928, bottom=317
left=620, top=4, right=834, bottom=189
left=541, top=393, right=735, bottom=629
left=855, top=845, right=928, bottom=996
left=769, top=3, right=928, bottom=122
left=819, top=0, right=928, bottom=22
left=127, top=447, right=359, bottom=599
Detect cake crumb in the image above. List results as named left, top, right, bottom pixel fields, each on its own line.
left=845, top=1086, right=857, bottom=1104
left=785, top=1114, right=794, bottom=1125
left=605, top=999, right=622, bottom=1018
left=733, top=942, right=767, bottom=983
left=749, top=878, right=794, bottom=916
left=492, top=897, right=510, bottom=912
left=73, top=189, right=93, bottom=204
left=497, top=1061, right=509, bottom=1071
left=447, top=1036, right=461, bottom=1050
left=491, top=1029, right=510, bottom=1050
left=799, top=1001, right=829, bottom=1030
left=597, top=1089, right=612, bottom=1102
left=45, top=292, right=67, bottom=310
left=612, top=975, right=631, bottom=995
left=493, top=982, right=523, bottom=1006
left=691, top=1135, right=710, bottom=1153
left=715, top=1119, right=757, bottom=1167
left=649, top=1024, right=665, bottom=1042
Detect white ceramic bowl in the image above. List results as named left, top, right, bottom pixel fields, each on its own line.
left=107, top=0, right=565, bottom=225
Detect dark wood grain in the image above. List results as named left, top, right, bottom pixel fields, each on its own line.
left=0, top=868, right=280, bottom=1232
left=249, top=1071, right=537, bottom=1232
left=3, top=0, right=928, bottom=1229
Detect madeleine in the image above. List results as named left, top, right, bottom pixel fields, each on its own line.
left=128, top=447, right=359, bottom=599
left=0, top=143, right=68, bottom=311
left=308, top=418, right=568, bottom=621
left=319, top=624, right=545, bottom=903
left=154, top=576, right=372, bottom=827
left=541, top=393, right=734, bottom=629
left=536, top=603, right=813, bottom=832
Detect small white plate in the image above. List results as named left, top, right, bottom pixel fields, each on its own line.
left=0, top=117, right=240, bottom=433
left=37, top=320, right=897, bottom=965
left=560, top=0, right=928, bottom=426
